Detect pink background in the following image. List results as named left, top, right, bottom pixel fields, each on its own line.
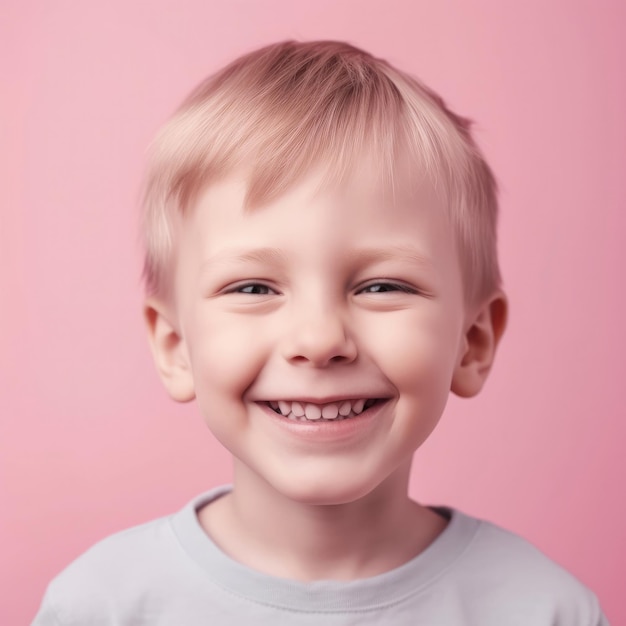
left=2, top=1, right=624, bottom=623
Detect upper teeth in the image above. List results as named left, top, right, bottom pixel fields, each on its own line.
left=269, top=399, right=374, bottom=421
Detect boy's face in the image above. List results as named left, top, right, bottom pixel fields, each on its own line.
left=149, top=168, right=488, bottom=505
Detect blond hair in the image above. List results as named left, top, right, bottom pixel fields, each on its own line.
left=141, top=40, right=501, bottom=304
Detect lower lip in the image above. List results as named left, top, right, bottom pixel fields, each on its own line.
left=257, top=401, right=389, bottom=443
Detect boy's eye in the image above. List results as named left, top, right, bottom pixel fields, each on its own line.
left=358, top=282, right=416, bottom=294
left=231, top=283, right=276, bottom=295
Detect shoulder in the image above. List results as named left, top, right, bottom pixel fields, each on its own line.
left=466, top=515, right=587, bottom=589
left=34, top=515, right=178, bottom=624
left=33, top=487, right=233, bottom=626
left=59, top=513, right=178, bottom=580
left=447, top=509, right=607, bottom=624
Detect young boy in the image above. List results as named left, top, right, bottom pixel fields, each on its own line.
left=33, top=40, right=608, bottom=625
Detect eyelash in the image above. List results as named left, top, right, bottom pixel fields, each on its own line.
left=228, top=283, right=277, bottom=295
left=357, top=281, right=417, bottom=295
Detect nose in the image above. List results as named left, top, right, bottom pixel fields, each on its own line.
left=280, top=303, right=357, bottom=368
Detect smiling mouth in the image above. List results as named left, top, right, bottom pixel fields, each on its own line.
left=263, top=398, right=383, bottom=421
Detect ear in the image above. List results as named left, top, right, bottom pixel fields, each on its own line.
left=451, top=291, right=508, bottom=398
left=143, top=297, right=195, bottom=402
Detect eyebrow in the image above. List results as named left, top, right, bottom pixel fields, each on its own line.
left=200, top=247, right=288, bottom=270
left=345, top=244, right=434, bottom=268
left=200, top=244, right=436, bottom=276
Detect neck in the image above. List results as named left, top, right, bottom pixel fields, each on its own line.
left=198, top=462, right=447, bottom=581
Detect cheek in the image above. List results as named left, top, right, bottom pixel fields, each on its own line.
left=186, top=313, right=269, bottom=403
left=364, top=310, right=460, bottom=396
left=185, top=318, right=266, bottom=450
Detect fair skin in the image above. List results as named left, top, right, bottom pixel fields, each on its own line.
left=144, top=167, right=507, bottom=581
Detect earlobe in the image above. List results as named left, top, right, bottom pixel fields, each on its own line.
left=143, top=298, right=195, bottom=402
left=451, top=291, right=508, bottom=398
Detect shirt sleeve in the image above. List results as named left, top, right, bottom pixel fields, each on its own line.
left=595, top=606, right=611, bottom=626
left=31, top=590, right=63, bottom=626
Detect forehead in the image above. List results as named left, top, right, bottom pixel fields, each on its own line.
left=178, top=165, right=455, bottom=264
left=192, top=144, right=447, bottom=220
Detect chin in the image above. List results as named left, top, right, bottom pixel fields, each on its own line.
left=268, top=470, right=383, bottom=507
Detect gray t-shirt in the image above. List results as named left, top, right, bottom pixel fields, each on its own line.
left=32, top=485, right=609, bottom=625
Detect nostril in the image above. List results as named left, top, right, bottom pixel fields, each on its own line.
left=330, top=353, right=353, bottom=362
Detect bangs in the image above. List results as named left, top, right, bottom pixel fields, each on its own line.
left=144, top=41, right=440, bottom=211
